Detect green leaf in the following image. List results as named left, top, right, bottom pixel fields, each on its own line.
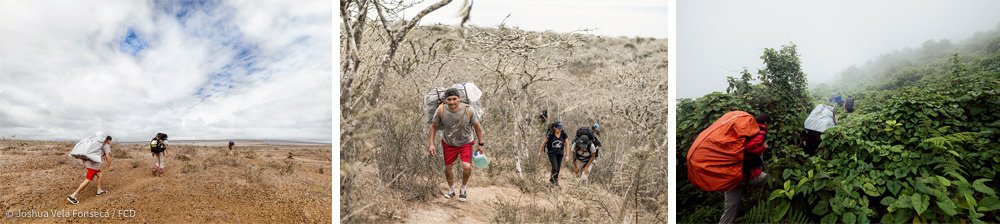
left=881, top=196, right=896, bottom=206
left=972, top=179, right=996, bottom=195
left=965, top=192, right=978, bottom=209
left=947, top=150, right=960, bottom=157
left=978, top=196, right=1000, bottom=212
left=863, top=183, right=881, bottom=196
left=822, top=213, right=838, bottom=224
left=843, top=212, right=857, bottom=224
left=772, top=200, right=790, bottom=223
left=813, top=200, right=829, bottom=215
left=784, top=180, right=792, bottom=190
left=888, top=181, right=902, bottom=196
left=914, top=180, right=934, bottom=195
left=937, top=197, right=959, bottom=216
left=912, top=193, right=928, bottom=215
left=935, top=176, right=951, bottom=187
left=768, top=189, right=786, bottom=201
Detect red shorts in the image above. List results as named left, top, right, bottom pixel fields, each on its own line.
left=442, top=141, right=473, bottom=165
left=85, top=168, right=101, bottom=181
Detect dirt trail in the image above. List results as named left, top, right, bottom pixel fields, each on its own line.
left=406, top=184, right=526, bottom=223
left=402, top=174, right=600, bottom=223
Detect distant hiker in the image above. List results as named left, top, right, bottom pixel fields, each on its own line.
left=570, top=126, right=601, bottom=185
left=150, top=133, right=169, bottom=176
left=684, top=111, right=770, bottom=224
left=591, top=122, right=604, bottom=150
left=427, top=88, right=486, bottom=202
left=539, top=121, right=568, bottom=186
left=67, top=134, right=114, bottom=205
left=830, top=94, right=844, bottom=107
left=229, top=141, right=235, bottom=150
left=538, top=110, right=549, bottom=125
left=803, top=104, right=836, bottom=154
left=845, top=95, right=856, bottom=113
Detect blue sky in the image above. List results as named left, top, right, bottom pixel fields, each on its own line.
left=0, top=0, right=332, bottom=142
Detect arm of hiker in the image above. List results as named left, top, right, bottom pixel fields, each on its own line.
left=539, top=138, right=548, bottom=157
left=473, top=120, right=484, bottom=154
left=565, top=142, right=572, bottom=164
left=104, top=153, right=113, bottom=171
left=745, top=134, right=766, bottom=155
left=428, top=123, right=438, bottom=156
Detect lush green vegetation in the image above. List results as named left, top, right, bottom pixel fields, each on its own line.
left=678, top=27, right=1000, bottom=223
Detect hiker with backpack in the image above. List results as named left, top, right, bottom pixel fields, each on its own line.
left=427, top=88, right=485, bottom=202
left=684, top=111, right=770, bottom=224
left=67, top=134, right=114, bottom=205
left=150, top=133, right=168, bottom=176
left=539, top=121, right=569, bottom=186
left=803, top=104, right=836, bottom=154
left=570, top=126, right=602, bottom=185
left=830, top=94, right=844, bottom=107
left=229, top=140, right=235, bottom=150
left=844, top=95, right=856, bottom=113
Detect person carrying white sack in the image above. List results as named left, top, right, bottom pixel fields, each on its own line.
left=66, top=132, right=114, bottom=205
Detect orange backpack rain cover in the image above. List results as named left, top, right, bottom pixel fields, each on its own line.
left=686, top=111, right=761, bottom=192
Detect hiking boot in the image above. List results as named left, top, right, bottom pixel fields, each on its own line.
left=67, top=196, right=78, bottom=205
left=458, top=189, right=468, bottom=202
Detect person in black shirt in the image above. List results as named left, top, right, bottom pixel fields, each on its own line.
left=538, top=121, right=568, bottom=186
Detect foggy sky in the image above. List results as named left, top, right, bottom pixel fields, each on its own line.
left=402, top=0, right=668, bottom=38
left=678, top=0, right=1000, bottom=99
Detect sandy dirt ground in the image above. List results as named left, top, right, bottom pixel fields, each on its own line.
left=0, top=140, right=331, bottom=223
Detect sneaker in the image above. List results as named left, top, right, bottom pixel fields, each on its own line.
left=444, top=190, right=455, bottom=199
left=96, top=190, right=107, bottom=196
left=458, top=189, right=468, bottom=202
left=67, top=196, right=78, bottom=205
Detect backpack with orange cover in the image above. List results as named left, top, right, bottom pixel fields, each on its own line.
left=686, top=111, right=761, bottom=192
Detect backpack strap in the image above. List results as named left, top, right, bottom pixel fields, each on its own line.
left=465, top=105, right=473, bottom=124
left=436, top=104, right=445, bottom=122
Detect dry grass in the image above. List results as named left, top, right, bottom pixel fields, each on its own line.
left=340, top=22, right=667, bottom=223
left=0, top=140, right=332, bottom=223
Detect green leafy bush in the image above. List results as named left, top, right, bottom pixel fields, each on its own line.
left=678, top=40, right=1000, bottom=223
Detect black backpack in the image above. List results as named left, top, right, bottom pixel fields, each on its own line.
left=150, top=133, right=167, bottom=153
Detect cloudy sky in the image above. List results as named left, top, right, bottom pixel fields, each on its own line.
left=678, top=0, right=1000, bottom=98
left=0, top=0, right=332, bottom=142
left=403, top=0, right=668, bottom=38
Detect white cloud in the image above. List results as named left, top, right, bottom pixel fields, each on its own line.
left=400, top=0, right=668, bottom=38
left=0, top=0, right=332, bottom=142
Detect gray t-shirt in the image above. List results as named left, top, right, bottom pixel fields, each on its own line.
left=432, top=103, right=479, bottom=147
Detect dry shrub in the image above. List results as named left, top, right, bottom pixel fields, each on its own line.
left=131, top=160, right=141, bottom=169
left=181, top=162, right=199, bottom=174
left=490, top=196, right=571, bottom=223
left=205, top=156, right=241, bottom=168
left=111, top=146, right=131, bottom=159
left=243, top=150, right=257, bottom=160
left=175, top=154, right=191, bottom=161
left=267, top=160, right=297, bottom=175
left=372, top=107, right=439, bottom=201
left=242, top=165, right=266, bottom=184
left=7, top=150, right=27, bottom=156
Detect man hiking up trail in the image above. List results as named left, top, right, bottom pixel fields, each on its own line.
left=427, top=88, right=486, bottom=202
